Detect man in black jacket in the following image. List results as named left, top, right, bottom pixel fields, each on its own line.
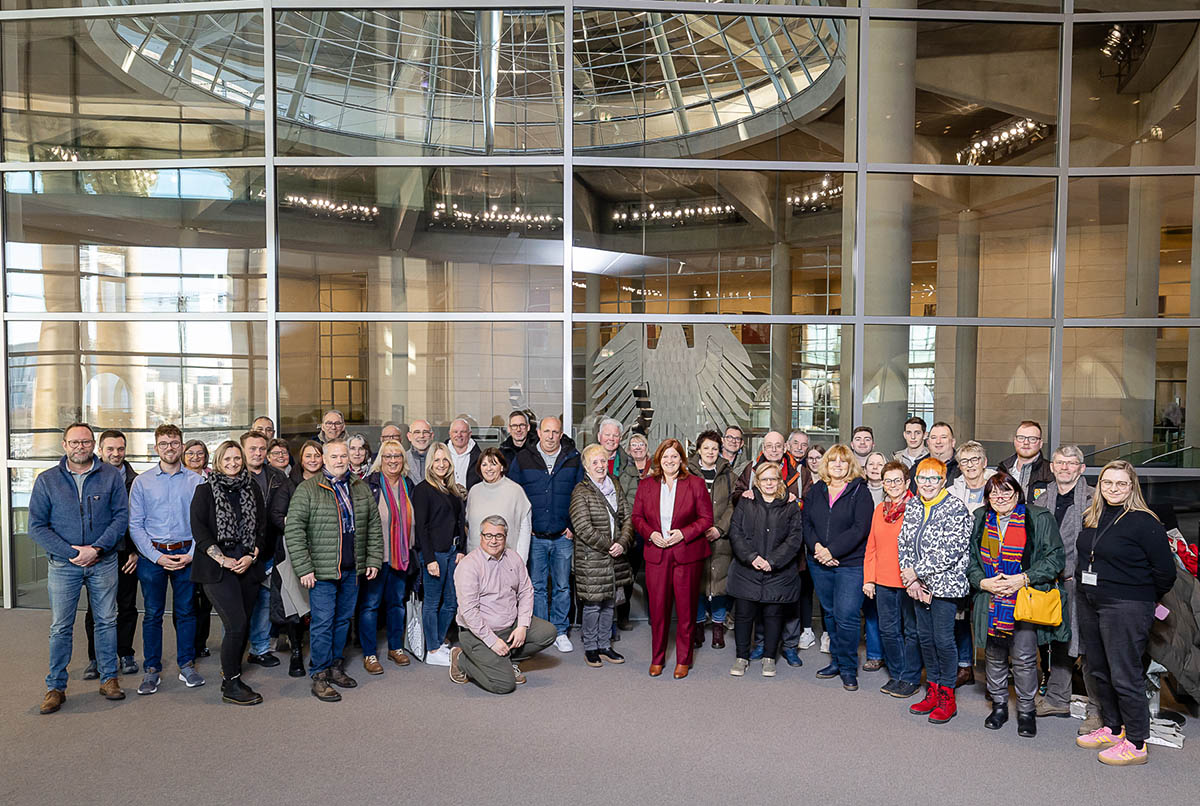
left=241, top=429, right=291, bottom=668
left=499, top=410, right=532, bottom=467
left=997, top=420, right=1054, bottom=497
left=83, top=429, right=141, bottom=679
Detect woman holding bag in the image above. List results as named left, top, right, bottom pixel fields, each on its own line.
left=966, top=470, right=1066, bottom=738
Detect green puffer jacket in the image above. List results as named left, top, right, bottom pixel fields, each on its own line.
left=284, top=473, right=383, bottom=581
left=688, top=454, right=736, bottom=598
left=569, top=477, right=634, bottom=603
left=967, top=505, right=1069, bottom=647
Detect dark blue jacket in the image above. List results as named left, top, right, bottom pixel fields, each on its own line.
left=28, top=455, right=130, bottom=561
left=802, top=476, right=874, bottom=567
left=508, top=442, right=584, bottom=537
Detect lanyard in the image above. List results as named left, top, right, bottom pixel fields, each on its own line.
left=1087, top=511, right=1124, bottom=570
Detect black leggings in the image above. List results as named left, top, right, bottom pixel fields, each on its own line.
left=735, top=599, right=786, bottom=660
left=205, top=573, right=260, bottom=680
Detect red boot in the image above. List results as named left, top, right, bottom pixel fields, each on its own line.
left=909, top=683, right=940, bottom=715
left=929, top=684, right=957, bottom=724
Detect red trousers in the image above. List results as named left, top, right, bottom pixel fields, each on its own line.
left=645, top=552, right=703, bottom=667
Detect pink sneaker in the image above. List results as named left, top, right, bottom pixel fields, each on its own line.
left=1098, top=738, right=1148, bottom=766
left=1076, top=726, right=1124, bottom=749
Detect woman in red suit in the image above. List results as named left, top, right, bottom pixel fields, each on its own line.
left=633, top=438, right=715, bottom=679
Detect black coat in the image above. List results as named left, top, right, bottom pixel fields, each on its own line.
left=189, top=481, right=268, bottom=586
left=412, top=481, right=466, bottom=557
left=726, top=490, right=806, bottom=603
left=998, top=452, right=1055, bottom=493
left=802, top=477, right=874, bottom=566
left=254, top=465, right=291, bottom=561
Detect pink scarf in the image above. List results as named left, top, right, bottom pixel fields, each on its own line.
left=381, top=476, right=413, bottom=572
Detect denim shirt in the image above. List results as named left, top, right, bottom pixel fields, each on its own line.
left=129, top=464, right=203, bottom=563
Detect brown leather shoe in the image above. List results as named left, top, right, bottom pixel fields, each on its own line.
left=448, top=648, right=468, bottom=684
left=99, top=678, right=125, bottom=700
left=648, top=664, right=664, bottom=677
left=40, top=689, right=65, bottom=714
left=692, top=624, right=705, bottom=648
left=954, top=665, right=975, bottom=688
left=362, top=655, right=384, bottom=675
left=711, top=623, right=726, bottom=649
left=311, top=670, right=341, bottom=702
left=387, top=649, right=411, bottom=667
left=673, top=663, right=690, bottom=679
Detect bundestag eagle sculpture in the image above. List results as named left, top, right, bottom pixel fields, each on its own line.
left=591, top=323, right=758, bottom=445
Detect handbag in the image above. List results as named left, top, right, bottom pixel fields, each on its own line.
left=405, top=589, right=426, bottom=662
left=1014, top=585, right=1062, bottom=627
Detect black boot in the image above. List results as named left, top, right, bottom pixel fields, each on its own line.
left=1017, top=711, right=1037, bottom=738
left=984, top=702, right=1009, bottom=730
left=222, top=676, right=263, bottom=706
left=288, top=648, right=306, bottom=678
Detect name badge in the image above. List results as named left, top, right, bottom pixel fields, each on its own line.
left=1080, top=571, right=1098, bottom=586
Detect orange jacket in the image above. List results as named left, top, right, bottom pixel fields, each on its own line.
left=864, top=503, right=905, bottom=588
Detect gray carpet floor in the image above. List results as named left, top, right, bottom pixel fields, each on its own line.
left=2, top=608, right=1195, bottom=806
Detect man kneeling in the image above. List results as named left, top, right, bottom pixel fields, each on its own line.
left=451, top=515, right=556, bottom=693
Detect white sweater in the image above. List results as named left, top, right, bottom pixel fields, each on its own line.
left=465, top=477, right=533, bottom=562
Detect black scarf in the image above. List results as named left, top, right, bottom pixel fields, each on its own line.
left=210, top=469, right=257, bottom=555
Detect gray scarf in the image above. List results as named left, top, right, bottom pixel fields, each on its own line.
left=210, top=470, right=257, bottom=554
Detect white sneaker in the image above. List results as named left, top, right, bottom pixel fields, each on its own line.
left=554, top=634, right=574, bottom=653
left=425, top=646, right=451, bottom=667
left=799, top=628, right=816, bottom=650
left=819, top=632, right=831, bottom=654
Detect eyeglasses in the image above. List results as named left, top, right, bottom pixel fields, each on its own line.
left=380, top=453, right=405, bottom=461
left=156, top=440, right=182, bottom=448
left=480, top=532, right=507, bottom=542
left=723, top=434, right=744, bottom=443
left=882, top=478, right=907, bottom=486
left=269, top=449, right=289, bottom=457
left=988, top=488, right=1016, bottom=499
left=65, top=439, right=95, bottom=448
left=959, top=456, right=983, bottom=466
left=322, top=420, right=343, bottom=427
left=915, top=475, right=943, bottom=484
left=410, top=429, right=432, bottom=435
left=759, top=476, right=781, bottom=483
left=1100, top=479, right=1132, bottom=490
left=1014, top=434, right=1042, bottom=444
left=1052, top=460, right=1081, bottom=468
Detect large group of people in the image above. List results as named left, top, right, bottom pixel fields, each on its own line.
left=28, top=411, right=1181, bottom=767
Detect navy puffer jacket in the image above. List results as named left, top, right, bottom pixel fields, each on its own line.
left=508, top=443, right=584, bottom=536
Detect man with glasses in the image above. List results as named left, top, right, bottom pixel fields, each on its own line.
left=1031, top=445, right=1100, bottom=731
left=129, top=424, right=205, bottom=694
left=317, top=409, right=346, bottom=444
left=406, top=419, right=435, bottom=484
left=998, top=420, right=1053, bottom=497
left=449, top=515, right=557, bottom=694
left=252, top=416, right=276, bottom=441
left=893, top=417, right=929, bottom=470
left=721, top=425, right=749, bottom=475
left=500, top=410, right=532, bottom=467
left=31, top=422, right=130, bottom=713
left=379, top=422, right=404, bottom=443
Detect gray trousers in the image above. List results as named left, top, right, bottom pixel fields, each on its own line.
left=457, top=617, right=556, bottom=695
left=1043, top=641, right=1100, bottom=717
left=581, top=599, right=615, bottom=651
left=985, top=623, right=1039, bottom=713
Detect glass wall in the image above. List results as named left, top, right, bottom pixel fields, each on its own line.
left=3, top=1, right=1199, bottom=606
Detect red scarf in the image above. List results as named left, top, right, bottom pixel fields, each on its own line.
left=381, top=476, right=413, bottom=572
left=882, top=490, right=914, bottom=523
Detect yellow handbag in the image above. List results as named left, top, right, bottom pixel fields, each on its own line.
left=1014, top=586, right=1062, bottom=627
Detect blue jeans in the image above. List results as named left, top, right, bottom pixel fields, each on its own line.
left=47, top=553, right=118, bottom=689
left=808, top=561, right=865, bottom=677
left=421, top=551, right=457, bottom=650
left=696, top=594, right=728, bottom=624
left=914, top=596, right=959, bottom=688
left=956, top=611, right=975, bottom=667
left=138, top=559, right=196, bottom=672
left=248, top=582, right=272, bottom=656
left=874, top=584, right=923, bottom=685
left=863, top=596, right=882, bottom=661
left=359, top=564, right=408, bottom=655
left=530, top=535, right=573, bottom=635
left=309, top=570, right=358, bottom=675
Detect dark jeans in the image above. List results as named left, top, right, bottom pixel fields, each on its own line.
left=86, top=552, right=139, bottom=660
left=808, top=561, right=865, bottom=676
left=358, top=564, right=408, bottom=656
left=204, top=572, right=260, bottom=680
left=138, top=559, right=195, bottom=672
left=914, top=595, right=958, bottom=687
left=1077, top=591, right=1156, bottom=747
left=735, top=599, right=786, bottom=660
left=421, top=551, right=458, bottom=650
left=309, top=570, right=359, bottom=676
left=874, top=584, right=923, bottom=685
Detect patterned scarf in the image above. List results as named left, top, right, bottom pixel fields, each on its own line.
left=324, top=469, right=356, bottom=537
left=882, top=489, right=913, bottom=523
left=381, top=475, right=413, bottom=572
left=981, top=504, right=1027, bottom=637
left=209, top=469, right=257, bottom=554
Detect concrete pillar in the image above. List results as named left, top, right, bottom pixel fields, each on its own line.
left=1123, top=141, right=1161, bottom=444
left=862, top=14, right=916, bottom=442
left=954, top=209, right=981, bottom=434
left=770, top=241, right=792, bottom=434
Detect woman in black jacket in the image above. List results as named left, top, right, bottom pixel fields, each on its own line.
left=190, top=440, right=268, bottom=705
left=1074, top=460, right=1176, bottom=766
left=411, top=442, right=467, bottom=667
left=803, top=444, right=874, bottom=691
left=727, top=462, right=805, bottom=678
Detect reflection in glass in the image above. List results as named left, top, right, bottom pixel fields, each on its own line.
left=867, top=20, right=1059, bottom=166
left=1062, top=327, right=1197, bottom=467
left=277, top=166, right=563, bottom=312
left=574, top=168, right=848, bottom=315
left=1, top=14, right=265, bottom=161
left=4, top=169, right=266, bottom=313
left=11, top=466, right=53, bottom=609
left=871, top=0, right=1058, bottom=9
left=1065, top=175, right=1195, bottom=319
left=572, top=322, right=843, bottom=447
left=275, top=9, right=563, bottom=157
left=6, top=321, right=267, bottom=460
left=862, top=325, right=1050, bottom=460
left=573, top=10, right=855, bottom=160
left=865, top=174, right=1055, bottom=318
left=1070, top=21, right=1198, bottom=167
left=278, top=321, right=563, bottom=442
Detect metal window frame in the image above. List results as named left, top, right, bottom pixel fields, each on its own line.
left=4, top=0, right=1200, bottom=606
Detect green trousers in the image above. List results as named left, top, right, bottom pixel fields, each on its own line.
left=456, top=616, right=556, bottom=694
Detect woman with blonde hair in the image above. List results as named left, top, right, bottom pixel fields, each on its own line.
left=803, top=444, right=874, bottom=691
left=1074, top=461, right=1175, bottom=766
left=411, top=442, right=467, bottom=666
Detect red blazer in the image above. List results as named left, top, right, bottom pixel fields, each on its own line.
left=632, top=474, right=714, bottom=566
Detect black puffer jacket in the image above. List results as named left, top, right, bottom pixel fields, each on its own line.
left=726, top=489, right=806, bottom=604
left=1149, top=563, right=1200, bottom=700
left=569, top=477, right=634, bottom=602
